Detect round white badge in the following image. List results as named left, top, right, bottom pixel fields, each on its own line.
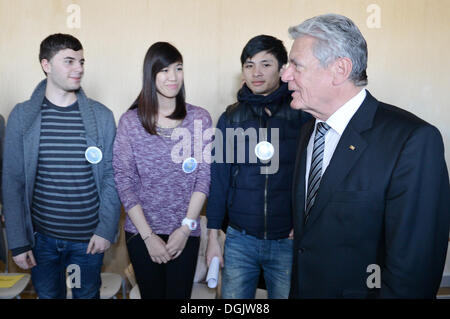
left=182, top=157, right=198, bottom=174
left=85, top=146, right=103, bottom=164
left=255, top=141, right=274, bottom=161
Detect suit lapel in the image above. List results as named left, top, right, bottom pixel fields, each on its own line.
left=303, top=91, right=379, bottom=231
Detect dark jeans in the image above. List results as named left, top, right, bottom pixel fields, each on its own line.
left=31, top=232, right=103, bottom=299
left=126, top=231, right=199, bottom=299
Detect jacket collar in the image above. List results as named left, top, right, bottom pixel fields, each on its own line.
left=25, top=79, right=98, bottom=143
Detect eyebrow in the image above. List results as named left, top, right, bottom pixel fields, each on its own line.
left=289, top=58, right=302, bottom=66
left=244, top=59, right=275, bottom=64
left=64, top=57, right=85, bottom=62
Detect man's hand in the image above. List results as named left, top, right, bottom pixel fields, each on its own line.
left=206, top=229, right=224, bottom=268
left=166, top=226, right=190, bottom=260
left=13, top=250, right=36, bottom=270
left=86, top=234, right=111, bottom=254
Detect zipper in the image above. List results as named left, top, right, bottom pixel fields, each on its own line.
left=260, top=111, right=270, bottom=240
left=264, top=173, right=269, bottom=239
left=229, top=166, right=239, bottom=208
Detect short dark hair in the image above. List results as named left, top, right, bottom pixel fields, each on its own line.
left=39, top=33, right=83, bottom=63
left=240, top=35, right=288, bottom=70
left=130, top=42, right=186, bottom=135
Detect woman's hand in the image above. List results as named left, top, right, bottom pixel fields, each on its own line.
left=144, top=234, right=171, bottom=264
left=166, top=226, right=190, bottom=259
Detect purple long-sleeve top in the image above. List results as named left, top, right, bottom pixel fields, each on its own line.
left=113, top=104, right=212, bottom=237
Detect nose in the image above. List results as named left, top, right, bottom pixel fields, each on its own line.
left=281, top=64, right=294, bottom=83
left=168, top=68, right=177, bottom=81
left=253, top=65, right=263, bottom=77
left=74, top=61, right=84, bottom=73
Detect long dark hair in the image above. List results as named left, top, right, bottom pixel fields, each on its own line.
left=130, top=42, right=186, bottom=135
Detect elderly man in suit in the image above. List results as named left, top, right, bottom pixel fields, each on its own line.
left=281, top=13, right=450, bottom=298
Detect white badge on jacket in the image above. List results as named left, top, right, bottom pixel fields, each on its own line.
left=255, top=141, right=274, bottom=161
left=85, top=146, right=103, bottom=164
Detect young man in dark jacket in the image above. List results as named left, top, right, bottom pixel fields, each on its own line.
left=3, top=34, right=121, bottom=299
left=206, top=35, right=310, bottom=299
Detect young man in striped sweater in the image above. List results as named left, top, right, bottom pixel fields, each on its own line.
left=2, top=34, right=121, bottom=299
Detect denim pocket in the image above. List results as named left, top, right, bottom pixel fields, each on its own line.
left=225, top=226, right=241, bottom=239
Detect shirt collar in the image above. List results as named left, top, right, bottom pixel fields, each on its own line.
left=317, top=88, right=366, bottom=136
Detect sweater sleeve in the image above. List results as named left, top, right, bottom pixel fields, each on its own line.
left=193, top=109, right=212, bottom=196
left=206, top=113, right=231, bottom=229
left=112, top=113, right=141, bottom=212
left=93, top=108, right=122, bottom=243
left=2, top=105, right=29, bottom=251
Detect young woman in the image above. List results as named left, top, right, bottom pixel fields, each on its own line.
left=113, top=42, right=212, bottom=299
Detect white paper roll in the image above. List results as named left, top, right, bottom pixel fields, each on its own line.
left=206, top=256, right=220, bottom=288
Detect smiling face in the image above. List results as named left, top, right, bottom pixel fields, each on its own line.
left=41, top=48, right=84, bottom=93
left=155, top=61, right=184, bottom=99
left=281, top=36, right=335, bottom=119
left=242, top=50, right=281, bottom=96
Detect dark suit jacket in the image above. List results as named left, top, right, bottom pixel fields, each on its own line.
left=290, top=91, right=450, bottom=298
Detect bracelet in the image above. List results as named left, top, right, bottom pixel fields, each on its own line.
left=142, top=231, right=154, bottom=242
left=180, top=228, right=191, bottom=237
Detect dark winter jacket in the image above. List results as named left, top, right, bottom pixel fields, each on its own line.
left=206, top=82, right=311, bottom=239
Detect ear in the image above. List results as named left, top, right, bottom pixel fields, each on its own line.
left=41, top=59, right=51, bottom=75
left=331, top=57, right=353, bottom=85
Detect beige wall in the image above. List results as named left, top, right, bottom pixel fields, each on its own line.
left=1, top=0, right=449, bottom=278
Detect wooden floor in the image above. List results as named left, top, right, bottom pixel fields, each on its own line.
left=437, top=287, right=450, bottom=298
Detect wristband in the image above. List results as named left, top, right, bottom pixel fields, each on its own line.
left=182, top=217, right=198, bottom=231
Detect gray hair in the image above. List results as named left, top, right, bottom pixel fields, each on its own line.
left=289, top=14, right=368, bottom=86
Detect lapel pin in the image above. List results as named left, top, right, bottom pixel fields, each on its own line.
left=349, top=145, right=356, bottom=151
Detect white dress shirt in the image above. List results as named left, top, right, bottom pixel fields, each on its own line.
left=305, top=89, right=367, bottom=205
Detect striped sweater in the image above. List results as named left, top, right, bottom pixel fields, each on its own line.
left=31, top=98, right=100, bottom=242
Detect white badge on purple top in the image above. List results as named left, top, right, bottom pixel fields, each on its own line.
left=255, top=141, right=274, bottom=161
left=182, top=157, right=198, bottom=174
left=85, top=146, right=103, bottom=164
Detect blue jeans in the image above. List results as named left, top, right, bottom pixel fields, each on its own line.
left=31, top=232, right=104, bottom=299
left=221, top=226, right=293, bottom=299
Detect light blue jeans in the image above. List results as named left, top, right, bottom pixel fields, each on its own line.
left=221, top=226, right=293, bottom=299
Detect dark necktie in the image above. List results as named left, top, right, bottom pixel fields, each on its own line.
left=305, top=122, right=331, bottom=224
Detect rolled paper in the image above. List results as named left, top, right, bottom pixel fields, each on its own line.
left=206, top=256, right=220, bottom=288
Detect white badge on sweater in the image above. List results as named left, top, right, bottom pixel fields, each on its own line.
left=182, top=157, right=197, bottom=173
